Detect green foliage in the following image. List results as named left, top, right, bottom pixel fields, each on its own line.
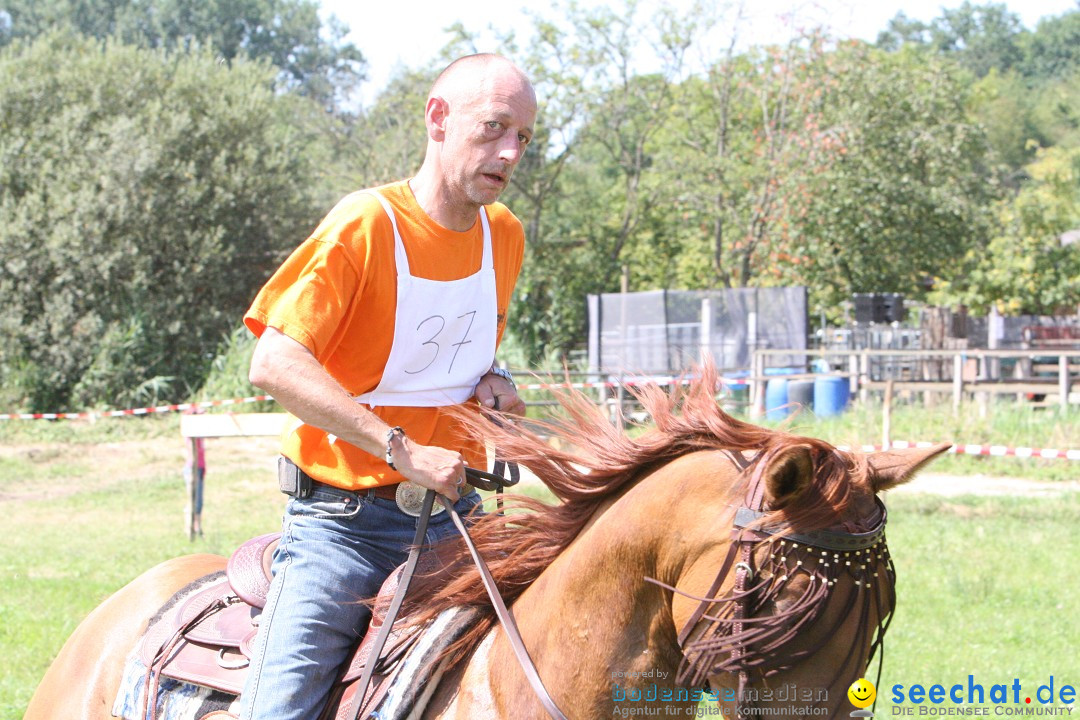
left=934, top=145, right=1080, bottom=315
left=969, top=70, right=1047, bottom=176
left=0, top=0, right=365, bottom=105
left=876, top=1, right=1025, bottom=78
left=779, top=43, right=997, bottom=311
left=0, top=33, right=330, bottom=411
left=197, top=325, right=278, bottom=412
left=1019, top=10, right=1080, bottom=80
left=338, top=67, right=435, bottom=189
left=2, top=0, right=1079, bottom=393
left=664, top=38, right=840, bottom=291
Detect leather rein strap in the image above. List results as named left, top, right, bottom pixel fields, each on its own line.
left=353, top=488, right=437, bottom=720
left=352, top=463, right=567, bottom=720
left=440, top=495, right=570, bottom=720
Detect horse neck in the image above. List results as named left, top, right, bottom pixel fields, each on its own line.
left=482, top=451, right=740, bottom=712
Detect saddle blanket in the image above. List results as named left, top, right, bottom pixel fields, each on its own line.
left=112, top=658, right=238, bottom=720
left=112, top=599, right=478, bottom=720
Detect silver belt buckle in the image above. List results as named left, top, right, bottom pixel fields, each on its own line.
left=394, top=481, right=446, bottom=517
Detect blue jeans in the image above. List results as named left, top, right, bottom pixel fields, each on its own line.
left=239, top=482, right=481, bottom=720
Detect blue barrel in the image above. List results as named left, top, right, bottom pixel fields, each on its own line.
left=813, top=375, right=849, bottom=417
left=765, top=379, right=789, bottom=421
left=787, top=380, right=814, bottom=413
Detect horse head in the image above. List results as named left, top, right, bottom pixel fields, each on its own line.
left=667, top=438, right=949, bottom=717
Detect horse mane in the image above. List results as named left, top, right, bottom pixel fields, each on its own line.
left=401, top=364, right=867, bottom=665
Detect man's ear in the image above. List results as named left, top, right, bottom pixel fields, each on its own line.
left=762, top=444, right=815, bottom=510
left=866, top=443, right=952, bottom=492
left=425, top=96, right=448, bottom=141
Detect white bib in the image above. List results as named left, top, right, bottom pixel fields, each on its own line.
left=354, top=191, right=497, bottom=408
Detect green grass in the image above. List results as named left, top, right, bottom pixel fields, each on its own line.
left=0, top=430, right=284, bottom=719
left=0, top=412, right=180, bottom=445
left=879, top=492, right=1080, bottom=709
left=3, top=410, right=1078, bottom=718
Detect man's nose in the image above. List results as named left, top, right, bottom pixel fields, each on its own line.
left=497, top=136, right=524, bottom=165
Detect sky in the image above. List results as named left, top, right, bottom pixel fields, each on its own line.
left=319, top=0, right=1079, bottom=105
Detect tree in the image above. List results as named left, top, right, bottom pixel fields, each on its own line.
left=664, top=33, right=839, bottom=291
left=0, top=33, right=331, bottom=411
left=341, top=67, right=434, bottom=189
left=933, top=145, right=1080, bottom=315
left=0, top=0, right=365, bottom=105
left=968, top=70, right=1047, bottom=180
left=876, top=2, right=1025, bottom=78
left=498, top=0, right=700, bottom=360
left=777, top=44, right=998, bottom=311
left=876, top=12, right=931, bottom=51
left=1019, top=9, right=1080, bottom=80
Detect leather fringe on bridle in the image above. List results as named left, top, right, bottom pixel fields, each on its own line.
left=648, top=528, right=896, bottom=712
left=645, top=445, right=898, bottom=716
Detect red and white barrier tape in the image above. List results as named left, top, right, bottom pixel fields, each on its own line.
left=0, top=375, right=690, bottom=421
left=3, top=386, right=1075, bottom=462
left=0, top=395, right=273, bottom=421
left=840, top=440, right=1080, bottom=461
left=517, top=374, right=753, bottom=391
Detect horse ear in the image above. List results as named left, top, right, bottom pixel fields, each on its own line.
left=866, top=443, right=952, bottom=492
left=762, top=444, right=815, bottom=510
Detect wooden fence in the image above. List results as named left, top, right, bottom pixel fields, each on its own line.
left=749, top=348, right=1080, bottom=414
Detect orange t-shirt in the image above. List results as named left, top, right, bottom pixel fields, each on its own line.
left=244, top=180, right=525, bottom=490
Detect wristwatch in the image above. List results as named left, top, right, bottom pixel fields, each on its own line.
left=488, top=366, right=515, bottom=388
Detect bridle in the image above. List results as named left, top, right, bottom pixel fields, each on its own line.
left=652, top=447, right=895, bottom=718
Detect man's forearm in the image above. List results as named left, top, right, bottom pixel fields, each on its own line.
left=248, top=327, right=388, bottom=457
left=248, top=327, right=467, bottom=496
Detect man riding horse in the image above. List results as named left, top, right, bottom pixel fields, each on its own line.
left=239, top=53, right=535, bottom=720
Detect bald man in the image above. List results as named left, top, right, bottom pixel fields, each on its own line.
left=239, top=54, right=536, bottom=719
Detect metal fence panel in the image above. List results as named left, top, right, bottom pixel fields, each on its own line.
left=588, top=288, right=808, bottom=375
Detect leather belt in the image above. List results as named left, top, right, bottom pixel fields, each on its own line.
left=279, top=457, right=473, bottom=517
left=366, top=484, right=400, bottom=501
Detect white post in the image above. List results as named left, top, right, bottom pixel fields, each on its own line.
left=988, top=305, right=1002, bottom=381
left=1060, top=355, right=1070, bottom=412
left=882, top=379, right=894, bottom=450
left=953, top=353, right=964, bottom=413
left=700, top=297, right=713, bottom=366
left=756, top=349, right=764, bottom=418
left=859, top=352, right=869, bottom=404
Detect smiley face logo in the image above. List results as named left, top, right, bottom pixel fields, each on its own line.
left=848, top=678, right=876, bottom=709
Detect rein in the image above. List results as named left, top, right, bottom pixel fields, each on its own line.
left=653, top=448, right=895, bottom=717
left=352, top=464, right=568, bottom=720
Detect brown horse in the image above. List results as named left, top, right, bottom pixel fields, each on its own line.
left=26, top=370, right=948, bottom=719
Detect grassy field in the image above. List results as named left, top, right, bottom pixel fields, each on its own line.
left=2, top=408, right=1078, bottom=718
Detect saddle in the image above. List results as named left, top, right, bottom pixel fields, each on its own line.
left=136, top=465, right=564, bottom=720
left=138, top=533, right=438, bottom=720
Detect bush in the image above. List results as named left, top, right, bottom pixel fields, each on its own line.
left=0, top=32, right=331, bottom=412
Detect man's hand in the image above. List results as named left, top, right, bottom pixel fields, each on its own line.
left=475, top=371, right=526, bottom=415
left=388, top=435, right=467, bottom=500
